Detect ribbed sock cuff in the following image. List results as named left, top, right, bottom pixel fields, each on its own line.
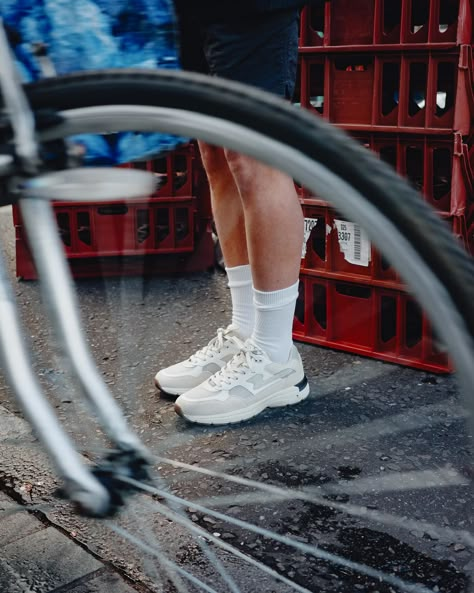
left=252, top=280, right=299, bottom=362
left=226, top=264, right=253, bottom=288
left=226, top=264, right=254, bottom=339
left=253, top=280, right=299, bottom=310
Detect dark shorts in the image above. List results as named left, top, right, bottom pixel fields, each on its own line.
left=173, top=7, right=300, bottom=100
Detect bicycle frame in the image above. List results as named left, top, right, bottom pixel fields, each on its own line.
left=0, top=20, right=154, bottom=516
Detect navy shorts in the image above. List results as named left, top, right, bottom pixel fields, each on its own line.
left=173, top=7, right=300, bottom=100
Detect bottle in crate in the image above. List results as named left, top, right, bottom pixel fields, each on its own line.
left=299, top=0, right=473, bottom=49
left=299, top=45, right=474, bottom=134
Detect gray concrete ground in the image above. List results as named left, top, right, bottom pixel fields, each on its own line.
left=0, top=205, right=473, bottom=593
left=0, top=490, right=138, bottom=593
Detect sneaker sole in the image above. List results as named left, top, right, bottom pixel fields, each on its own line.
left=175, top=376, right=310, bottom=425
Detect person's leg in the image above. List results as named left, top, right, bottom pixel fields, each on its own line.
left=198, top=142, right=256, bottom=339
left=154, top=146, right=254, bottom=395
left=197, top=143, right=248, bottom=268
left=174, top=9, right=310, bottom=423
left=223, top=150, right=303, bottom=362
left=173, top=152, right=308, bottom=424
left=198, top=138, right=304, bottom=359
left=154, top=7, right=252, bottom=396
left=201, top=9, right=303, bottom=364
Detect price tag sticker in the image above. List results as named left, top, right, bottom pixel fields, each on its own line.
left=302, top=218, right=319, bottom=258
left=334, top=219, right=371, bottom=267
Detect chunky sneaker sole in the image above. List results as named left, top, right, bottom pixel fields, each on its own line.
left=154, top=326, right=244, bottom=396
left=175, top=376, right=309, bottom=424
left=174, top=339, right=310, bottom=424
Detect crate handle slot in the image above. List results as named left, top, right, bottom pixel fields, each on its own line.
left=97, top=205, right=129, bottom=215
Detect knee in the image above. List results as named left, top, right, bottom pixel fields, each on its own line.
left=198, top=143, right=227, bottom=178
left=223, top=149, right=259, bottom=193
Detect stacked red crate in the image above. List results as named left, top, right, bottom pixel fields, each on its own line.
left=294, top=0, right=474, bottom=372
left=13, top=143, right=215, bottom=280
left=299, top=0, right=473, bottom=48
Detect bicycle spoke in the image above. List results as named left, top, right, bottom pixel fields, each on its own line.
left=117, top=475, right=437, bottom=593
left=154, top=456, right=474, bottom=548
left=317, top=467, right=469, bottom=496
left=109, top=522, right=231, bottom=593
left=149, top=474, right=242, bottom=593
left=126, top=504, right=178, bottom=593
left=151, top=498, right=311, bottom=593
left=175, top=464, right=468, bottom=499
left=310, top=402, right=468, bottom=450
left=114, top=494, right=313, bottom=593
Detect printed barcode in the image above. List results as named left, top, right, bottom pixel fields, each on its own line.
left=354, top=225, right=361, bottom=260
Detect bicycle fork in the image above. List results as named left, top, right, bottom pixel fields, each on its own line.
left=0, top=244, right=111, bottom=516
left=0, top=19, right=153, bottom=516
left=0, top=197, right=154, bottom=516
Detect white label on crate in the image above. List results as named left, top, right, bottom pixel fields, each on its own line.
left=302, top=218, right=319, bottom=258
left=334, top=219, right=371, bottom=267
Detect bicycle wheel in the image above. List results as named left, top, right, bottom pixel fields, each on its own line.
left=7, top=69, right=474, bottom=592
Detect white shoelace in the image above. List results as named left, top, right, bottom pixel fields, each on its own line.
left=188, top=327, right=242, bottom=364
left=208, top=341, right=266, bottom=389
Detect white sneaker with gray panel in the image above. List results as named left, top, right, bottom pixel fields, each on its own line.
left=154, top=325, right=244, bottom=396
left=174, top=338, right=310, bottom=424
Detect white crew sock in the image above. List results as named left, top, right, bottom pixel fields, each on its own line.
left=226, top=264, right=255, bottom=339
left=251, top=280, right=299, bottom=363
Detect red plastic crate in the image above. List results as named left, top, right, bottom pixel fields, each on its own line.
left=298, top=45, right=474, bottom=134
left=351, top=131, right=474, bottom=216
left=293, top=274, right=451, bottom=373
left=13, top=142, right=215, bottom=279
left=14, top=196, right=197, bottom=259
left=121, top=143, right=212, bottom=219
left=440, top=211, right=473, bottom=255
left=299, top=0, right=473, bottom=49
left=300, top=201, right=472, bottom=287
left=301, top=202, right=402, bottom=287
left=14, top=221, right=215, bottom=281
left=13, top=202, right=214, bottom=280
left=121, top=143, right=200, bottom=197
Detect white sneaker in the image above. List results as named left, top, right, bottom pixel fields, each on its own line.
left=154, top=326, right=244, bottom=396
left=174, top=338, right=309, bottom=424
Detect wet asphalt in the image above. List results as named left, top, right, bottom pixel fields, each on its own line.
left=0, top=206, right=473, bottom=593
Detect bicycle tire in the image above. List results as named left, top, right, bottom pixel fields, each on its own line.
left=23, top=70, right=474, bottom=329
